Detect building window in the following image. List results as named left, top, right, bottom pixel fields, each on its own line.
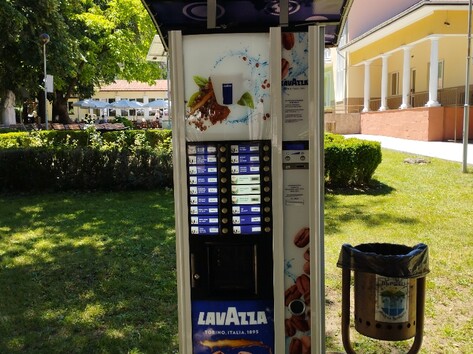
left=390, top=72, right=399, bottom=96
left=108, top=98, right=116, bottom=117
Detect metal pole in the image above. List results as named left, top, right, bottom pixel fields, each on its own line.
left=463, top=0, right=472, bottom=172
left=39, top=33, right=50, bottom=130
left=43, top=43, right=48, bottom=130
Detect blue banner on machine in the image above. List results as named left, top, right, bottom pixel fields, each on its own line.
left=192, top=299, right=274, bottom=354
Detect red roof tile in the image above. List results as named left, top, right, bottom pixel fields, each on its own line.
left=98, top=80, right=167, bottom=92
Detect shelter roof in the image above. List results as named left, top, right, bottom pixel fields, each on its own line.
left=142, top=0, right=352, bottom=48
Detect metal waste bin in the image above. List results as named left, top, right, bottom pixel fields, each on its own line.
left=337, top=243, right=430, bottom=354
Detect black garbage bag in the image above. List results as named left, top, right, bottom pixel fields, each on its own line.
left=337, top=243, right=430, bottom=278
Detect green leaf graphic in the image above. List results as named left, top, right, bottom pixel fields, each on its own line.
left=187, top=91, right=200, bottom=107
left=193, top=76, right=208, bottom=88
left=237, top=92, right=254, bottom=109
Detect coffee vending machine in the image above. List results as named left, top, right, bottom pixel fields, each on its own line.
left=141, top=1, right=349, bottom=353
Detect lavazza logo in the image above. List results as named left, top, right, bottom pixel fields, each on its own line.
left=197, top=307, right=268, bottom=326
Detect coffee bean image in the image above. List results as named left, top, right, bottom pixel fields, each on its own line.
left=293, top=227, right=310, bottom=248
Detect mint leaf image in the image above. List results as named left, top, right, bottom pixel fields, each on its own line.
left=193, top=76, right=208, bottom=88
left=237, top=92, right=254, bottom=109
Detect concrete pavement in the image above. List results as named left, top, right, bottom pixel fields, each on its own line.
left=344, top=134, right=473, bottom=166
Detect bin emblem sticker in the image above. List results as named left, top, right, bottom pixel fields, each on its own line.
left=375, top=276, right=409, bottom=323
left=192, top=300, right=274, bottom=354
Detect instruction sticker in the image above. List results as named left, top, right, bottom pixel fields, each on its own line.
left=189, top=166, right=218, bottom=175
left=188, top=155, right=217, bottom=165
left=190, top=196, right=219, bottom=205
left=188, top=145, right=217, bottom=155
left=232, top=195, right=261, bottom=205
left=189, top=186, right=219, bottom=195
left=190, top=206, right=219, bottom=215
left=232, top=205, right=261, bottom=214
left=189, top=176, right=219, bottom=185
left=231, top=165, right=260, bottom=175
left=231, top=185, right=261, bottom=195
left=231, top=175, right=261, bottom=185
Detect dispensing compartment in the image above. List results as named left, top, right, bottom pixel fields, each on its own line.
left=190, top=236, right=273, bottom=300
left=208, top=242, right=257, bottom=294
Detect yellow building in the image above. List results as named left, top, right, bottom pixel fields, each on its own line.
left=328, top=0, right=473, bottom=141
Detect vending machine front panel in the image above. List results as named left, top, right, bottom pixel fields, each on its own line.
left=186, top=140, right=274, bottom=353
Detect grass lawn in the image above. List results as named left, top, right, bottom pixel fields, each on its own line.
left=0, top=190, right=178, bottom=353
left=0, top=149, right=472, bottom=353
left=325, top=150, right=473, bottom=353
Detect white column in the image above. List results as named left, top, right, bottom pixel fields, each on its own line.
left=362, top=61, right=372, bottom=112
left=116, top=96, right=121, bottom=116
left=400, top=45, right=412, bottom=109
left=379, top=54, right=390, bottom=111
left=143, top=95, right=150, bottom=120
left=426, top=36, right=441, bottom=107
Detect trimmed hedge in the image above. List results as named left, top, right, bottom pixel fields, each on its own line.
left=0, top=129, right=173, bottom=192
left=0, top=147, right=173, bottom=192
left=324, top=134, right=382, bottom=187
left=0, top=130, right=380, bottom=192
left=0, top=129, right=172, bottom=149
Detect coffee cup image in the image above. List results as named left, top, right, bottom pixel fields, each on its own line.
left=210, top=73, right=248, bottom=106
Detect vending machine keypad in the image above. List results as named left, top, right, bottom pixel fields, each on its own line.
left=187, top=140, right=272, bottom=237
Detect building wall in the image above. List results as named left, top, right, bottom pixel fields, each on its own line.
left=361, top=107, right=473, bottom=141
left=325, top=112, right=361, bottom=134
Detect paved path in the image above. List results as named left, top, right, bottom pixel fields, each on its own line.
left=344, top=134, right=473, bottom=165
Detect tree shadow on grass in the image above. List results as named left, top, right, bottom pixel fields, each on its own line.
left=324, top=180, right=418, bottom=235
left=0, top=190, right=179, bottom=354
left=326, top=179, right=395, bottom=197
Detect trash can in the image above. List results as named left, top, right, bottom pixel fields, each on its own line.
left=337, top=243, right=429, bottom=354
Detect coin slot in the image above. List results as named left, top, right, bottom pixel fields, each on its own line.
left=289, top=299, right=306, bottom=316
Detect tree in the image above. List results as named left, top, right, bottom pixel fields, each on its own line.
left=0, top=0, right=165, bottom=124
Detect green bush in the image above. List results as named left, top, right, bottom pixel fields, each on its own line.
left=0, top=128, right=172, bottom=150
left=113, top=116, right=133, bottom=128
left=0, top=129, right=379, bottom=191
left=0, top=146, right=173, bottom=192
left=0, top=128, right=173, bottom=192
left=324, top=135, right=382, bottom=187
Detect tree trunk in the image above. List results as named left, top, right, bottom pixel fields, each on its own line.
left=37, top=92, right=45, bottom=124
left=52, top=91, right=72, bottom=124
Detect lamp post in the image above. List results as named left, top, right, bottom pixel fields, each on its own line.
left=39, top=33, right=50, bottom=130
